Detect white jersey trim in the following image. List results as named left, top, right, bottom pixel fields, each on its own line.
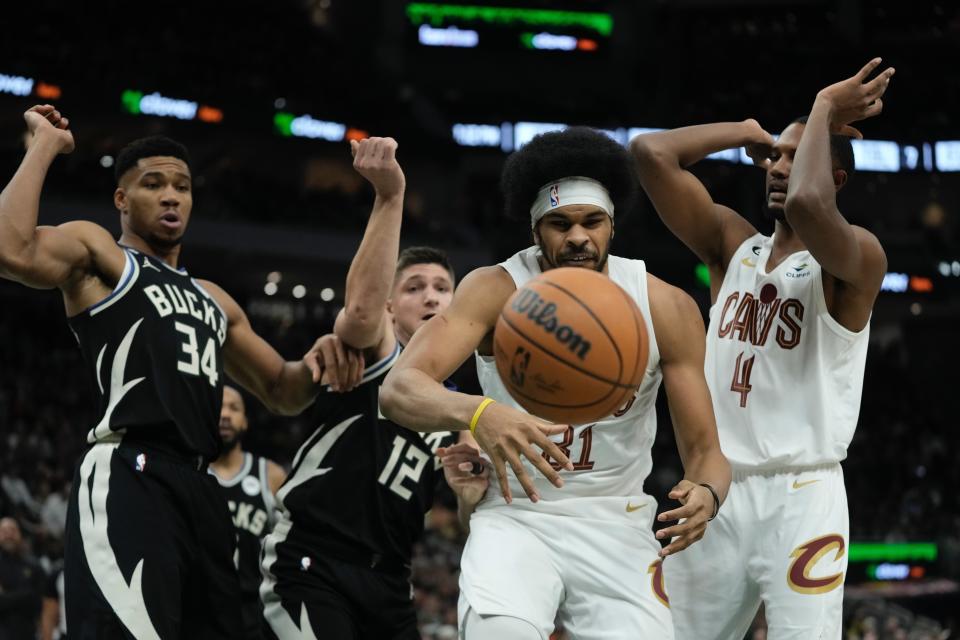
left=213, top=452, right=254, bottom=487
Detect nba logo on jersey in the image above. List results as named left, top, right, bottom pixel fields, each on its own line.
left=300, top=556, right=312, bottom=572
left=135, top=453, right=147, bottom=472
left=549, top=184, right=560, bottom=207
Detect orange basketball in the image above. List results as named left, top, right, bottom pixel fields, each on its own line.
left=494, top=267, right=649, bottom=425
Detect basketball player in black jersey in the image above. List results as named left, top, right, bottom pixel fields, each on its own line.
left=259, top=134, right=464, bottom=640
left=210, top=385, right=286, bottom=640
left=0, top=105, right=364, bottom=639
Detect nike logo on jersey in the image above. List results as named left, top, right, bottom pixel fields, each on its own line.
left=792, top=479, right=820, bottom=490
left=626, top=501, right=646, bottom=513
left=741, top=257, right=757, bottom=268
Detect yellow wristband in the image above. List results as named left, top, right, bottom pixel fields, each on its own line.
left=469, top=397, right=496, bottom=434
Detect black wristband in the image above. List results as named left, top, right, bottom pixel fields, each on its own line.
left=699, top=483, right=720, bottom=521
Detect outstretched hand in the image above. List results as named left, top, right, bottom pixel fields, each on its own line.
left=816, top=57, right=896, bottom=139
left=471, top=401, right=572, bottom=504
left=23, top=105, right=74, bottom=153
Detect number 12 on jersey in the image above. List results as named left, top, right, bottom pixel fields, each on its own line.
left=378, top=436, right=429, bottom=500
left=731, top=351, right=756, bottom=408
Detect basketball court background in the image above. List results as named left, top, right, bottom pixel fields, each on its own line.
left=0, top=1, right=958, bottom=637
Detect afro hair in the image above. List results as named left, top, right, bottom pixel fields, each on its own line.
left=500, top=126, right=638, bottom=222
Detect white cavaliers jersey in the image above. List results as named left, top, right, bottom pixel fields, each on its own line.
left=475, top=246, right=662, bottom=509
left=705, top=234, right=869, bottom=470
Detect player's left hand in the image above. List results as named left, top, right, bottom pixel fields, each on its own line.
left=303, top=334, right=365, bottom=392
left=655, top=480, right=715, bottom=558
left=351, top=136, right=405, bottom=201
left=816, top=57, right=895, bottom=139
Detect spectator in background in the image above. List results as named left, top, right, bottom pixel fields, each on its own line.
left=0, top=517, right=44, bottom=640
left=39, top=561, right=65, bottom=640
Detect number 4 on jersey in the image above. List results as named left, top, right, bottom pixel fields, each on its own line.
left=731, top=351, right=755, bottom=408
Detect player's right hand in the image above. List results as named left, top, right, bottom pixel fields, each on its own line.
left=472, top=401, right=572, bottom=504
left=741, top=118, right=775, bottom=169
left=303, top=334, right=364, bottom=392
left=23, top=105, right=74, bottom=154
left=350, top=136, right=405, bottom=201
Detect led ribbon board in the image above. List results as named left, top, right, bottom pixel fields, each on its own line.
left=0, top=73, right=61, bottom=99
left=407, top=3, right=612, bottom=52
left=121, top=90, right=223, bottom=123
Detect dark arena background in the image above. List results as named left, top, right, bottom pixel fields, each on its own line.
left=1, top=1, right=959, bottom=638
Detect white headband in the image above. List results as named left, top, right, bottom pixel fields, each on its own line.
left=530, top=176, right=615, bottom=229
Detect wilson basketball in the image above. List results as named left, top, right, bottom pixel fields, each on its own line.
left=493, top=267, right=649, bottom=425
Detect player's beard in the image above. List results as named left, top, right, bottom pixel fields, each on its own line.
left=219, top=425, right=243, bottom=449
left=763, top=201, right=787, bottom=223
left=542, top=245, right=610, bottom=272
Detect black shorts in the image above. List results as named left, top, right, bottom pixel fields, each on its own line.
left=261, top=532, right=419, bottom=640
left=64, top=441, right=245, bottom=639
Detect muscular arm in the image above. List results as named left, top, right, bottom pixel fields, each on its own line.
left=201, top=280, right=317, bottom=416
left=784, top=97, right=886, bottom=298
left=630, top=123, right=759, bottom=278
left=380, top=267, right=510, bottom=432
left=655, top=282, right=730, bottom=499
left=333, top=138, right=404, bottom=355
left=0, top=117, right=122, bottom=296
left=649, top=278, right=731, bottom=556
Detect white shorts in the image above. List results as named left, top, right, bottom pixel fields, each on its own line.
left=664, top=463, right=849, bottom=640
left=458, top=496, right=673, bottom=640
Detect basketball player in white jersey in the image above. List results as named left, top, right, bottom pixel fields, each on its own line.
left=381, top=127, right=731, bottom=640
left=630, top=59, right=894, bottom=639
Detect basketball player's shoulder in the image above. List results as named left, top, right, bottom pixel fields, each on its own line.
left=646, top=274, right=705, bottom=341
left=457, top=266, right=516, bottom=310
left=192, top=278, right=239, bottom=320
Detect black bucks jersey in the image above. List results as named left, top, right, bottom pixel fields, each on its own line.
left=269, top=345, right=456, bottom=569
left=67, top=246, right=228, bottom=459
left=214, top=453, right=277, bottom=635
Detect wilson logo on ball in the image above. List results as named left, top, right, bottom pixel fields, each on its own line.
left=510, top=289, right=592, bottom=360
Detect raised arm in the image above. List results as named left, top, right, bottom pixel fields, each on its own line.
left=630, top=122, right=764, bottom=276
left=333, top=137, right=405, bottom=356
left=0, top=106, right=124, bottom=303
left=647, top=278, right=731, bottom=558
left=785, top=59, right=891, bottom=299
left=201, top=280, right=362, bottom=416
left=381, top=266, right=570, bottom=502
